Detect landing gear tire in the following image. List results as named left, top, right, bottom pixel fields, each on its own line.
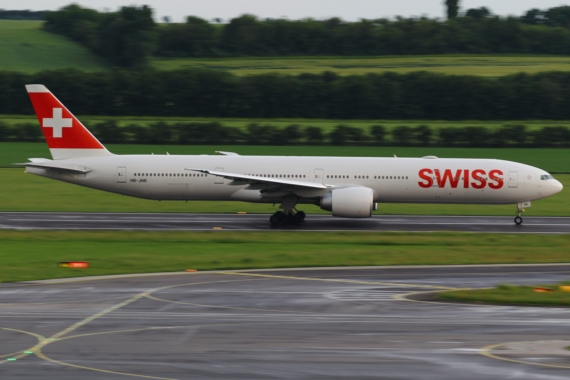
left=281, top=214, right=291, bottom=225
left=269, top=210, right=305, bottom=226
left=270, top=211, right=284, bottom=226
left=514, top=216, right=523, bottom=225
left=269, top=214, right=280, bottom=226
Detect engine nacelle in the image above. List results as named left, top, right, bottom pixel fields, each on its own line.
left=320, top=187, right=375, bottom=218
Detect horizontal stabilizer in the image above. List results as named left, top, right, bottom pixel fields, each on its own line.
left=25, top=162, right=92, bottom=174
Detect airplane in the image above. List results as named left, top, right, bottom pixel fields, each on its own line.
left=23, top=84, right=563, bottom=226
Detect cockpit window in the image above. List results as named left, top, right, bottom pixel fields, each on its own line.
left=541, top=174, right=554, bottom=180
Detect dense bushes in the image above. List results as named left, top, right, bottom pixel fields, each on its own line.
left=42, top=4, right=570, bottom=66
left=4, top=69, right=570, bottom=120
left=3, top=121, right=570, bottom=148
left=0, top=10, right=49, bottom=20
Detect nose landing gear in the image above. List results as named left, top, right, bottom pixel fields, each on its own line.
left=514, top=208, right=524, bottom=225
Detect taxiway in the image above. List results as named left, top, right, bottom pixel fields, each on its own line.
left=1, top=265, right=570, bottom=379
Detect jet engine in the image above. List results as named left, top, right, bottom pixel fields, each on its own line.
left=320, top=187, right=375, bottom=218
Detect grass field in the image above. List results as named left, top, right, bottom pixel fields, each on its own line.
left=1, top=231, right=570, bottom=282
left=437, top=283, right=570, bottom=306
left=0, top=20, right=106, bottom=73
left=151, top=55, right=570, bottom=77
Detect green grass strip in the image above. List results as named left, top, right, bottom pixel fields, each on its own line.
left=1, top=231, right=569, bottom=283
left=437, top=283, right=570, bottom=306
left=3, top=142, right=570, bottom=173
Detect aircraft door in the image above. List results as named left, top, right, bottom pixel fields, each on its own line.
left=117, top=167, right=127, bottom=183
left=314, top=169, right=324, bottom=184
left=508, top=171, right=518, bottom=188
left=214, top=167, right=224, bottom=184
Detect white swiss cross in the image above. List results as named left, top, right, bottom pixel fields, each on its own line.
left=43, top=108, right=72, bottom=138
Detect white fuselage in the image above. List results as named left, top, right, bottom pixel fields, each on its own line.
left=25, top=155, right=563, bottom=207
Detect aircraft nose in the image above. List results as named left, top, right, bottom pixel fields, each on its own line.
left=553, top=179, right=564, bottom=195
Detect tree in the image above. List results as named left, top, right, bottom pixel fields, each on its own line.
left=414, top=125, right=432, bottom=145
left=461, top=126, right=489, bottom=147
left=305, top=126, right=324, bottom=144
left=281, top=124, right=303, bottom=144
left=439, top=127, right=460, bottom=146
left=148, top=122, right=172, bottom=144
left=521, top=9, right=545, bottom=25
left=0, top=122, right=9, bottom=141
left=497, top=125, right=527, bottom=146
left=544, top=6, right=570, bottom=28
left=43, top=4, right=101, bottom=49
left=0, top=10, right=50, bottom=20
left=445, top=0, right=460, bottom=19
left=96, top=6, right=156, bottom=67
left=220, top=14, right=263, bottom=55
left=155, top=16, right=216, bottom=57
left=370, top=125, right=386, bottom=144
left=392, top=126, right=413, bottom=146
left=465, top=7, right=492, bottom=19
left=533, top=126, right=570, bottom=147
left=329, top=125, right=363, bottom=145
left=93, top=121, right=126, bottom=143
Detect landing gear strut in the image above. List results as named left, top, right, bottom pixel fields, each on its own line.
left=514, top=208, right=524, bottom=225
left=270, top=209, right=306, bottom=226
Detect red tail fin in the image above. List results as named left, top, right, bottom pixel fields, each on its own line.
left=26, top=84, right=111, bottom=159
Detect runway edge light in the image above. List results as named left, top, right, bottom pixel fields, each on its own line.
left=59, top=262, right=90, bottom=268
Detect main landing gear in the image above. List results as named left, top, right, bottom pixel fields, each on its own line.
left=270, top=194, right=305, bottom=226
left=270, top=210, right=306, bottom=226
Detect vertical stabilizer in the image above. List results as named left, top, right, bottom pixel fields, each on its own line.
left=26, top=84, right=112, bottom=160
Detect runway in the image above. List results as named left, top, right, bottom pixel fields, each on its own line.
left=2, top=212, right=570, bottom=233
left=1, top=265, right=570, bottom=379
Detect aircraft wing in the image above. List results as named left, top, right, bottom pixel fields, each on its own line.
left=184, top=168, right=329, bottom=189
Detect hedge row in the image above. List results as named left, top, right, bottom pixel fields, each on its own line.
left=3, top=122, right=570, bottom=148
left=5, top=70, right=570, bottom=120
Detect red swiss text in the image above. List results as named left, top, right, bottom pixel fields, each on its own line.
left=418, top=169, right=504, bottom=189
